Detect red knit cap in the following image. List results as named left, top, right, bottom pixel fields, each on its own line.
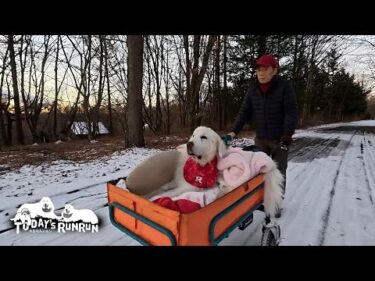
left=255, top=54, right=278, bottom=68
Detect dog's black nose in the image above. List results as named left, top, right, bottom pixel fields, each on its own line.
left=186, top=142, right=193, bottom=150
left=186, top=141, right=194, bottom=154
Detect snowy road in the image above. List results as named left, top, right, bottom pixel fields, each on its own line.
left=1, top=120, right=375, bottom=245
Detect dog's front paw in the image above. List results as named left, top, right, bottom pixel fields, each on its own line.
left=217, top=183, right=235, bottom=198
left=161, top=182, right=175, bottom=191
left=162, top=186, right=171, bottom=191
left=216, top=186, right=227, bottom=198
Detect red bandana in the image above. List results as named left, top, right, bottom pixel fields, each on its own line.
left=183, top=157, right=218, bottom=188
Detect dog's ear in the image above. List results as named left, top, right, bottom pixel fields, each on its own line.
left=216, top=134, right=227, bottom=158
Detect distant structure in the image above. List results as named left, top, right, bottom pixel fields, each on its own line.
left=71, top=122, right=109, bottom=137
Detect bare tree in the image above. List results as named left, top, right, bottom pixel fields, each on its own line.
left=126, top=35, right=145, bottom=147
left=81, top=35, right=93, bottom=140
left=170, top=36, right=187, bottom=127
left=51, top=36, right=70, bottom=140
left=145, top=36, right=163, bottom=132
left=105, top=36, right=128, bottom=135
left=222, top=35, right=228, bottom=127
left=59, top=36, right=85, bottom=138
left=301, top=35, right=338, bottom=124
left=184, top=35, right=216, bottom=132
left=367, top=95, right=375, bottom=119
left=161, top=37, right=172, bottom=134
left=5, top=75, right=13, bottom=143
left=143, top=36, right=157, bottom=134
left=52, top=36, right=61, bottom=139
left=60, top=35, right=104, bottom=141
left=103, top=36, right=113, bottom=134
left=8, top=35, right=24, bottom=145
left=22, top=35, right=52, bottom=143
left=91, top=35, right=106, bottom=140
left=0, top=46, right=9, bottom=146
left=214, top=35, right=222, bottom=129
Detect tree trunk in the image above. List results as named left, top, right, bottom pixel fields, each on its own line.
left=6, top=113, right=12, bottom=145
left=91, top=35, right=105, bottom=140
left=149, top=36, right=162, bottom=132
left=18, top=35, right=32, bottom=140
left=34, top=35, right=50, bottom=142
left=183, top=36, right=192, bottom=130
left=177, top=67, right=184, bottom=127
left=223, top=35, right=228, bottom=127
left=5, top=80, right=12, bottom=144
left=257, top=35, right=267, bottom=56
left=53, top=36, right=60, bottom=140
left=215, top=35, right=222, bottom=129
left=0, top=48, right=9, bottom=146
left=163, top=46, right=171, bottom=135
left=84, top=35, right=93, bottom=141
left=59, top=36, right=86, bottom=138
left=126, top=35, right=145, bottom=147
left=8, top=35, right=24, bottom=145
left=103, top=37, right=113, bottom=135
left=144, top=37, right=155, bottom=132
left=292, top=35, right=299, bottom=82
left=189, top=35, right=201, bottom=132
left=188, top=35, right=216, bottom=132
left=302, top=36, right=318, bottom=125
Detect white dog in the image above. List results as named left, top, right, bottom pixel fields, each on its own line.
left=11, top=197, right=58, bottom=222
left=145, top=126, right=284, bottom=218
left=60, top=204, right=98, bottom=224
left=146, top=126, right=227, bottom=199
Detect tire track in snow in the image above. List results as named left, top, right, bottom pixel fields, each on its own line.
left=285, top=133, right=343, bottom=205
left=318, top=130, right=357, bottom=245
left=288, top=137, right=323, bottom=161
left=262, top=131, right=348, bottom=245
left=362, top=131, right=375, bottom=205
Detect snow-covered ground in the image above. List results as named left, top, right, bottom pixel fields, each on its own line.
left=1, top=120, right=375, bottom=245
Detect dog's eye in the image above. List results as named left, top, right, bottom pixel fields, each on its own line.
left=200, top=135, right=207, bottom=140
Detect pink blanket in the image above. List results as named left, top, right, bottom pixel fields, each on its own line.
left=217, top=147, right=275, bottom=187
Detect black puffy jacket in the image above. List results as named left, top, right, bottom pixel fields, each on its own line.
left=232, top=76, right=298, bottom=140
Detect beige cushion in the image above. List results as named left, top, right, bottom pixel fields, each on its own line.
left=125, top=150, right=180, bottom=195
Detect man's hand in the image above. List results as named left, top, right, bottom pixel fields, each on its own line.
left=221, top=135, right=232, bottom=146
left=222, top=132, right=235, bottom=145
left=281, top=134, right=293, bottom=146
left=228, top=132, right=236, bottom=139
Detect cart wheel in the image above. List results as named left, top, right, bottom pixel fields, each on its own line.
left=261, top=224, right=281, bottom=246
left=238, top=213, right=254, bottom=231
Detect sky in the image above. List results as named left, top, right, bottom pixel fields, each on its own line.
left=2, top=35, right=375, bottom=110
left=1, top=120, right=374, bottom=245
left=341, top=36, right=375, bottom=96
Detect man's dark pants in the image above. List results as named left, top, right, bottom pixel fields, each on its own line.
left=254, top=136, right=288, bottom=195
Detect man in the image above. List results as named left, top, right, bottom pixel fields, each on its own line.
left=226, top=54, right=298, bottom=217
